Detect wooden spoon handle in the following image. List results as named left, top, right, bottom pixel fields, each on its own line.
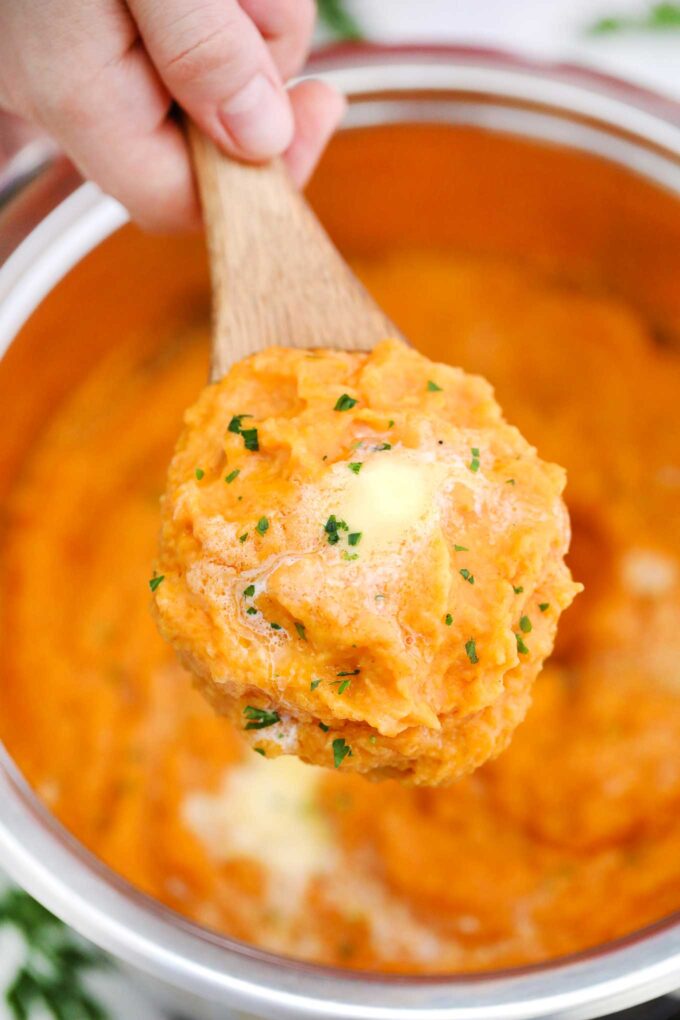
left=188, top=124, right=399, bottom=381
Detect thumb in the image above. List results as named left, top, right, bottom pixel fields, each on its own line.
left=129, top=0, right=294, bottom=161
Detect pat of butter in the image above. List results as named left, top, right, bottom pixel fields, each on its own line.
left=329, top=449, right=445, bottom=556
left=182, top=755, right=336, bottom=886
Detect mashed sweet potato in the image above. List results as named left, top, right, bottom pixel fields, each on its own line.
left=1, top=246, right=679, bottom=973
left=152, top=339, right=579, bottom=784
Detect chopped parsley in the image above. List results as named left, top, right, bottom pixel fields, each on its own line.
left=324, top=515, right=348, bottom=545
left=375, top=442, right=392, bottom=451
left=348, top=532, right=362, bottom=546
left=513, top=585, right=524, bottom=594
left=246, top=607, right=258, bottom=616
left=519, top=615, right=532, bottom=633
left=454, top=544, right=469, bottom=552
left=539, top=602, right=550, bottom=612
left=337, top=668, right=360, bottom=677
left=342, top=551, right=359, bottom=561
left=506, top=478, right=516, bottom=485
left=270, top=622, right=282, bottom=630
left=336, top=679, right=351, bottom=695
left=225, top=469, right=240, bottom=484
left=427, top=379, right=443, bottom=392
left=228, top=414, right=259, bottom=451
left=149, top=574, right=164, bottom=592
left=295, top=622, right=307, bottom=641
left=459, top=568, right=475, bottom=584
left=319, top=721, right=330, bottom=732
left=469, top=447, right=480, bottom=473
left=256, top=516, right=269, bottom=535
left=369, top=734, right=377, bottom=744
left=348, top=462, right=363, bottom=474
left=334, top=393, right=357, bottom=412
left=253, top=747, right=266, bottom=756
left=332, top=737, right=352, bottom=768
left=195, top=468, right=205, bottom=480
left=445, top=613, right=453, bottom=626
left=243, top=584, right=255, bottom=598
left=465, top=639, right=478, bottom=664
left=228, top=414, right=252, bottom=434
left=310, top=678, right=322, bottom=691
left=239, top=532, right=248, bottom=543
left=241, top=427, right=259, bottom=451
left=243, top=705, right=280, bottom=730
left=516, top=633, right=530, bottom=655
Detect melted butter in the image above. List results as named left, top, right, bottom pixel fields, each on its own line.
left=327, top=449, right=446, bottom=557
left=182, top=755, right=337, bottom=886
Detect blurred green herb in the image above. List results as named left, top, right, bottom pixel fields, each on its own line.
left=589, top=2, right=680, bottom=33
left=0, top=888, right=109, bottom=1020
left=317, top=0, right=363, bottom=40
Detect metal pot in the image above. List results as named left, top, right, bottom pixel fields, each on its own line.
left=1, top=45, right=680, bottom=1020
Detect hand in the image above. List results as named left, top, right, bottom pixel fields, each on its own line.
left=0, top=0, right=345, bottom=230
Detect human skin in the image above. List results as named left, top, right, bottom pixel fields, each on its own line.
left=0, top=0, right=345, bottom=230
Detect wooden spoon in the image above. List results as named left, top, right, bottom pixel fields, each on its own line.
left=188, top=125, right=401, bottom=382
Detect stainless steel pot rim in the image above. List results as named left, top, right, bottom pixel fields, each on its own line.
left=1, top=48, right=680, bottom=1020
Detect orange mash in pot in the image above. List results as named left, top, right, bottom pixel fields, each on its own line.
left=152, top=338, right=579, bottom=784
left=1, top=248, right=679, bottom=972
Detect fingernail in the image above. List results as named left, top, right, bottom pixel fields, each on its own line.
left=220, top=74, right=293, bottom=158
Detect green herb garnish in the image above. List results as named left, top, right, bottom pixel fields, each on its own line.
left=516, top=633, right=530, bottom=654
left=270, top=622, right=282, bottom=630
left=334, top=393, right=357, bottom=412
left=445, top=613, right=453, bottom=626
left=319, top=721, right=330, bottom=732
left=342, top=551, right=359, bottom=561
left=225, top=469, right=240, bottom=484
left=337, top=679, right=351, bottom=695
left=459, top=568, right=475, bottom=584
left=239, top=532, right=248, bottom=543
left=427, top=379, right=443, bottom=392
left=469, top=447, right=480, bottom=473
left=348, top=532, right=362, bottom=546
left=454, top=544, right=469, bottom=552
left=388, top=419, right=395, bottom=428
left=256, top=516, right=269, bottom=535
left=243, top=584, right=255, bottom=598
left=324, top=514, right=348, bottom=544
left=539, top=602, right=550, bottom=612
left=244, top=705, right=280, bottom=730
left=195, top=468, right=205, bottom=480
left=337, top=668, right=360, bottom=677
left=348, top=462, right=362, bottom=474
left=228, top=414, right=252, bottom=434
left=317, top=0, right=363, bottom=39
left=332, top=737, right=352, bottom=768
left=465, top=639, right=478, bottom=664
left=246, top=607, right=258, bottom=615
left=589, top=3, right=680, bottom=34
left=375, top=442, right=392, bottom=451
left=254, top=747, right=266, bottom=756
left=295, top=622, right=307, bottom=641
left=241, top=428, right=259, bottom=451
left=513, top=585, right=524, bottom=594
left=506, top=478, right=516, bottom=485
left=149, top=574, right=164, bottom=592
left=0, top=889, right=109, bottom=1020
left=519, top=615, right=532, bottom=633
left=310, top=678, right=322, bottom=691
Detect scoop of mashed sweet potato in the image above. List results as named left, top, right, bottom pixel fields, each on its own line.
left=153, top=339, right=580, bottom=785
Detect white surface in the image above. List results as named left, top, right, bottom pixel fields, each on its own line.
left=335, top=0, right=680, bottom=99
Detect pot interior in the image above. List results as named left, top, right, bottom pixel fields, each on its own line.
left=1, top=113, right=680, bottom=989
